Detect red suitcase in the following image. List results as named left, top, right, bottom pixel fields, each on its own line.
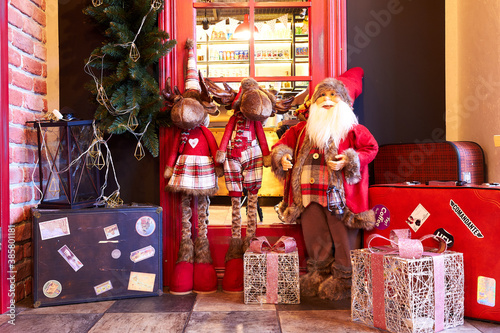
left=372, top=141, right=485, bottom=185
left=366, top=184, right=500, bottom=322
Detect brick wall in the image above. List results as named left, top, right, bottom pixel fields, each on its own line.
left=8, top=0, right=48, bottom=303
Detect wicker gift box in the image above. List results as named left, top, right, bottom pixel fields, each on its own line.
left=351, top=248, right=464, bottom=333
left=243, top=236, right=300, bottom=304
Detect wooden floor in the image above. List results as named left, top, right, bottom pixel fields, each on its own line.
left=1, top=291, right=499, bottom=333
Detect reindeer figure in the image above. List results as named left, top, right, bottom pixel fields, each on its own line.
left=205, top=77, right=293, bottom=292
left=162, top=39, right=222, bottom=295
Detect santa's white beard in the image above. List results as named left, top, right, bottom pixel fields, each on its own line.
left=306, top=100, right=359, bottom=151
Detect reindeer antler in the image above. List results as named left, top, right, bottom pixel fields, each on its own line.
left=162, top=77, right=183, bottom=109
left=274, top=96, right=295, bottom=115
left=204, top=78, right=238, bottom=107
left=199, top=71, right=220, bottom=116
left=199, top=71, right=212, bottom=104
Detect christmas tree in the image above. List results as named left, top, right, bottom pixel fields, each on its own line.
left=84, top=0, right=176, bottom=157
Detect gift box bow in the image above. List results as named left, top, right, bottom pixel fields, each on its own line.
left=247, top=236, right=297, bottom=304
left=367, top=228, right=447, bottom=259
left=248, top=235, right=297, bottom=254
left=366, top=229, right=448, bottom=332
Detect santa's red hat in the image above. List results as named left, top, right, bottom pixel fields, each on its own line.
left=337, top=67, right=364, bottom=102
left=311, top=67, right=364, bottom=105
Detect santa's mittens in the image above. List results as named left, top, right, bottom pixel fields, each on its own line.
left=194, top=263, right=218, bottom=294
left=337, top=67, right=364, bottom=102
left=222, top=258, right=244, bottom=293
left=169, top=261, right=194, bottom=295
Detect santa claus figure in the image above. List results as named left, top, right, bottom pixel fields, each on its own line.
left=270, top=68, right=378, bottom=300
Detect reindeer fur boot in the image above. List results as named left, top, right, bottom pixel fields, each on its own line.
left=170, top=238, right=194, bottom=295
left=193, top=237, right=217, bottom=293
left=222, top=237, right=244, bottom=293
left=318, top=262, right=352, bottom=301
left=223, top=197, right=244, bottom=293
left=300, top=258, right=334, bottom=297
left=193, top=196, right=217, bottom=293
left=170, top=194, right=195, bottom=295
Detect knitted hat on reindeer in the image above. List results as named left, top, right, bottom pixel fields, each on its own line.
left=184, top=39, right=201, bottom=93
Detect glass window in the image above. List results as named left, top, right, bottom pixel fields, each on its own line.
left=194, top=2, right=310, bottom=128
left=196, top=8, right=251, bottom=79
left=196, top=5, right=309, bottom=87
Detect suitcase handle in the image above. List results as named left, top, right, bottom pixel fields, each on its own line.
left=425, top=180, right=467, bottom=186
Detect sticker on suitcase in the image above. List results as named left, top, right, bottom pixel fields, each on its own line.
left=94, top=280, right=113, bottom=296
left=478, top=276, right=496, bottom=307
left=130, top=245, right=155, bottom=263
left=405, top=204, right=430, bottom=232
left=103, top=224, right=120, bottom=239
left=372, top=204, right=390, bottom=230
left=434, top=228, right=454, bottom=248
left=450, top=199, right=484, bottom=238
left=136, top=216, right=156, bottom=237
left=39, top=217, right=70, bottom=240
left=43, top=280, right=62, bottom=298
left=128, top=272, right=156, bottom=292
left=58, top=245, right=84, bottom=272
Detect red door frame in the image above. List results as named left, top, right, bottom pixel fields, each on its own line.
left=1, top=0, right=11, bottom=313
left=159, top=0, right=346, bottom=287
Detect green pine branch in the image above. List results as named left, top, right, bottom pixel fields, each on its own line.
left=84, top=0, right=176, bottom=157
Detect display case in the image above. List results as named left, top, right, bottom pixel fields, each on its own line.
left=195, top=7, right=310, bottom=94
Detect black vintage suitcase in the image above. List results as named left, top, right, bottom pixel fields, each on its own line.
left=32, top=205, right=163, bottom=307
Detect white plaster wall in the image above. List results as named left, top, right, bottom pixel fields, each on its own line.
left=446, top=0, right=500, bottom=182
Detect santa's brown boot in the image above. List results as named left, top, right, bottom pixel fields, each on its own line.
left=300, top=258, right=334, bottom=297
left=318, top=263, right=352, bottom=301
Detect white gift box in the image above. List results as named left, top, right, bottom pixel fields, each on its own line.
left=243, top=250, right=300, bottom=304
left=351, top=249, right=464, bottom=333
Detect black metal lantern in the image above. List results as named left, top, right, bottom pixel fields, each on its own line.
left=31, top=120, right=101, bottom=209
left=326, top=185, right=345, bottom=216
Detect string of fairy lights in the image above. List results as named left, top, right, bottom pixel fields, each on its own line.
left=84, top=0, right=163, bottom=163
left=33, top=0, right=163, bottom=208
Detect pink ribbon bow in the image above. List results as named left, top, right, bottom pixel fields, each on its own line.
left=248, top=236, right=297, bottom=254
left=248, top=236, right=297, bottom=304
left=367, top=229, right=448, bottom=332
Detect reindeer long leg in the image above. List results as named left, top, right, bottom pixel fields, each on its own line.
left=193, top=195, right=217, bottom=293
left=170, top=193, right=195, bottom=295
left=226, top=196, right=244, bottom=261
left=222, top=196, right=245, bottom=293
left=194, top=195, right=212, bottom=264
left=177, top=193, right=194, bottom=263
